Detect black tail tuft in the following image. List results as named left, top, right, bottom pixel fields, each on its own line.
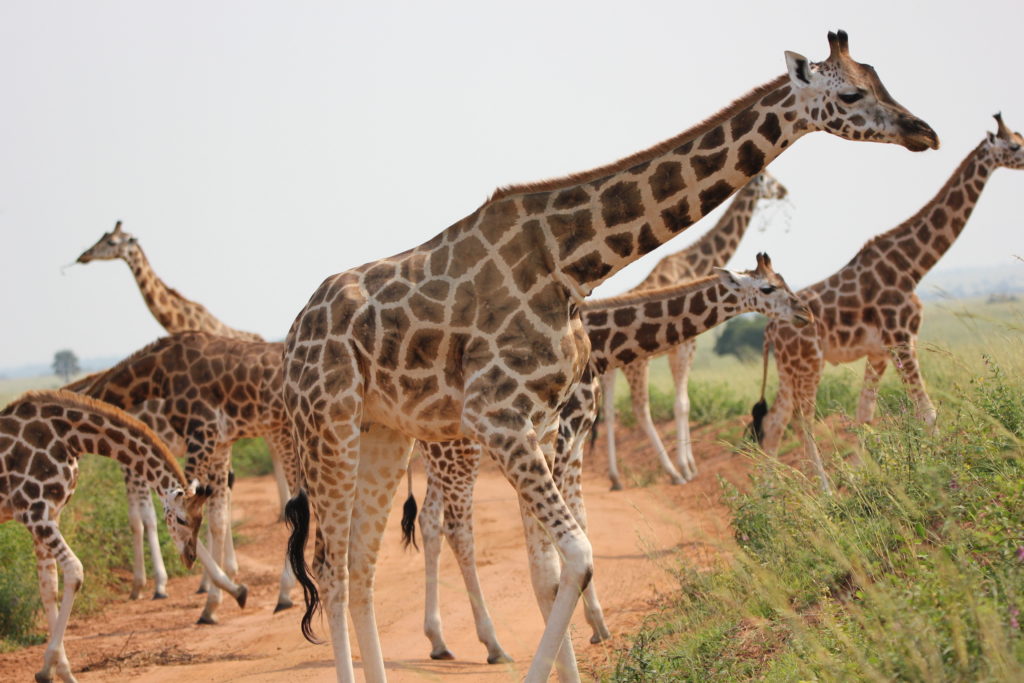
left=588, top=409, right=601, bottom=455
left=400, top=493, right=419, bottom=551
left=747, top=399, right=768, bottom=445
left=285, top=490, right=322, bottom=644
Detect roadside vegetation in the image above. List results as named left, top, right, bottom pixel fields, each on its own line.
left=604, top=297, right=1024, bottom=680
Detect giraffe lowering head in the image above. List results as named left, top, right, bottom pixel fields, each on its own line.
left=161, top=480, right=212, bottom=569
left=784, top=30, right=939, bottom=151
left=751, top=171, right=788, bottom=202
left=76, top=220, right=138, bottom=263
left=714, top=252, right=811, bottom=327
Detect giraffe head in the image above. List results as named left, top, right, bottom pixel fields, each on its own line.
left=784, top=30, right=939, bottom=152
left=715, top=252, right=811, bottom=327
left=77, top=220, right=139, bottom=264
left=160, top=480, right=212, bottom=569
left=752, top=172, right=788, bottom=201
left=983, top=113, right=1024, bottom=169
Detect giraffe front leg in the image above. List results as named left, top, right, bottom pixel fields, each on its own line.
left=33, top=524, right=82, bottom=683
left=138, top=486, right=169, bottom=598
left=198, top=458, right=232, bottom=624
left=668, top=341, right=698, bottom=481
left=600, top=370, right=623, bottom=490
left=346, top=424, right=415, bottom=683
left=624, top=359, right=685, bottom=485
left=793, top=374, right=829, bottom=493
left=474, top=413, right=590, bottom=683
left=857, top=355, right=888, bottom=423
left=891, top=342, right=937, bottom=430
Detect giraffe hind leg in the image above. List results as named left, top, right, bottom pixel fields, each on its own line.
left=33, top=524, right=82, bottom=683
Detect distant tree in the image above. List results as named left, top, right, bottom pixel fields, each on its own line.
left=52, top=349, right=80, bottom=383
left=713, top=316, right=768, bottom=362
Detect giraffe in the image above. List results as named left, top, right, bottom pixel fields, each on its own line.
left=0, top=390, right=212, bottom=683
left=75, top=220, right=292, bottom=592
left=411, top=253, right=810, bottom=662
left=751, top=114, right=1024, bottom=491
left=72, top=331, right=296, bottom=623
left=600, top=171, right=788, bottom=490
left=281, top=30, right=937, bottom=682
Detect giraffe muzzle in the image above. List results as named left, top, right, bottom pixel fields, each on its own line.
left=898, top=116, right=940, bottom=152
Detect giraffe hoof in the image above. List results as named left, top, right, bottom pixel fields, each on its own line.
left=487, top=651, right=513, bottom=664
left=670, top=475, right=686, bottom=485
left=129, top=587, right=141, bottom=600
left=590, top=629, right=612, bottom=644
left=195, top=585, right=208, bottom=595
left=609, top=481, right=623, bottom=491
left=34, top=672, right=53, bottom=683
left=273, top=598, right=293, bottom=613
left=196, top=613, right=218, bottom=625
left=152, top=591, right=168, bottom=600
left=430, top=649, right=456, bottom=661
left=234, top=584, right=249, bottom=609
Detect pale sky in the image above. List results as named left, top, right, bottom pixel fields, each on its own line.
left=2, top=1, right=1022, bottom=370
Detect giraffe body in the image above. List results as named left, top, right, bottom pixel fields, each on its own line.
left=414, top=254, right=809, bottom=660
left=281, top=31, right=936, bottom=683
left=601, top=172, right=788, bottom=489
left=71, top=332, right=294, bottom=622
left=755, top=116, right=1024, bottom=490
left=0, top=390, right=210, bottom=683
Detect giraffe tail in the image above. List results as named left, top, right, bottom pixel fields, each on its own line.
left=284, top=489, right=323, bottom=644
left=747, top=336, right=772, bottom=445
left=400, top=464, right=419, bottom=551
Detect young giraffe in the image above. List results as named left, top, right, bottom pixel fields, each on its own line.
left=0, top=390, right=211, bottom=683
left=752, top=114, right=1024, bottom=491
left=282, top=31, right=937, bottom=683
left=600, top=171, right=788, bottom=489
left=75, top=222, right=293, bottom=595
left=412, top=253, right=810, bottom=663
left=72, top=332, right=296, bottom=623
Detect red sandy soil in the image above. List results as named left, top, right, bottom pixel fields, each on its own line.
left=1, top=420, right=773, bottom=682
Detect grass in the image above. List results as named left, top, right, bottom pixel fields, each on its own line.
left=603, top=298, right=1024, bottom=681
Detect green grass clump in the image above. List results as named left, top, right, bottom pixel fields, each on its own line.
left=606, top=354, right=1024, bottom=681
left=231, top=437, right=274, bottom=478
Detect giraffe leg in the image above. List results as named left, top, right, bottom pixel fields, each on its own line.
left=624, top=359, right=686, bottom=485
left=759, top=337, right=796, bottom=456
left=123, top=470, right=148, bottom=600
left=600, top=370, right=623, bottom=490
left=891, top=341, right=937, bottom=430
left=857, top=355, right=889, bottom=423
left=792, top=367, right=829, bottom=492
left=267, top=439, right=291, bottom=523
left=33, top=524, right=82, bottom=683
left=419, top=444, right=454, bottom=660
left=668, top=341, right=698, bottom=481
left=268, top=433, right=299, bottom=612
left=138, top=486, right=169, bottom=599
left=198, top=457, right=233, bottom=624
left=472, top=413, right=590, bottom=683
left=435, top=441, right=512, bottom=663
left=346, top=424, right=415, bottom=683
left=559, top=432, right=610, bottom=644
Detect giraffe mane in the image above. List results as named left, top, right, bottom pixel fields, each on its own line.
left=487, top=74, right=790, bottom=203
left=14, top=389, right=188, bottom=487
left=850, top=140, right=984, bottom=262
left=582, top=273, right=719, bottom=311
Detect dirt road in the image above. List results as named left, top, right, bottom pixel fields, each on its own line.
left=1, top=425, right=753, bottom=681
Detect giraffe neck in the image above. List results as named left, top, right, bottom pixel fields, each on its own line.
left=852, top=141, right=994, bottom=284
left=486, top=74, right=804, bottom=295
left=582, top=275, right=742, bottom=373
left=55, top=393, right=186, bottom=495
left=633, top=178, right=767, bottom=291
left=122, top=246, right=186, bottom=332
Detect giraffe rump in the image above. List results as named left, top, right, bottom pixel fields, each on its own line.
left=284, top=489, right=323, bottom=644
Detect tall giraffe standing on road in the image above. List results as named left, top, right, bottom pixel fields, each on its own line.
left=601, top=172, right=788, bottom=489
left=752, top=115, right=1024, bottom=490
left=412, top=253, right=810, bottom=663
left=282, top=31, right=937, bottom=682
left=75, top=221, right=291, bottom=598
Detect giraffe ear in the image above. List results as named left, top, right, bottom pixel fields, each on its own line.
left=785, top=51, right=813, bottom=87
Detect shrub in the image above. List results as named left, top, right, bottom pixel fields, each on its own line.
left=713, top=316, right=767, bottom=362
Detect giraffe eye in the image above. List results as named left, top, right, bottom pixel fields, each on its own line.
left=760, top=285, right=777, bottom=294
left=1011, top=143, right=1021, bottom=152
left=175, top=516, right=187, bottom=525
left=838, top=91, right=865, bottom=104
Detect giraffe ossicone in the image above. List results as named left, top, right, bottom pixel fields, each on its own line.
left=282, top=29, right=937, bottom=683
left=753, top=113, right=1024, bottom=491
